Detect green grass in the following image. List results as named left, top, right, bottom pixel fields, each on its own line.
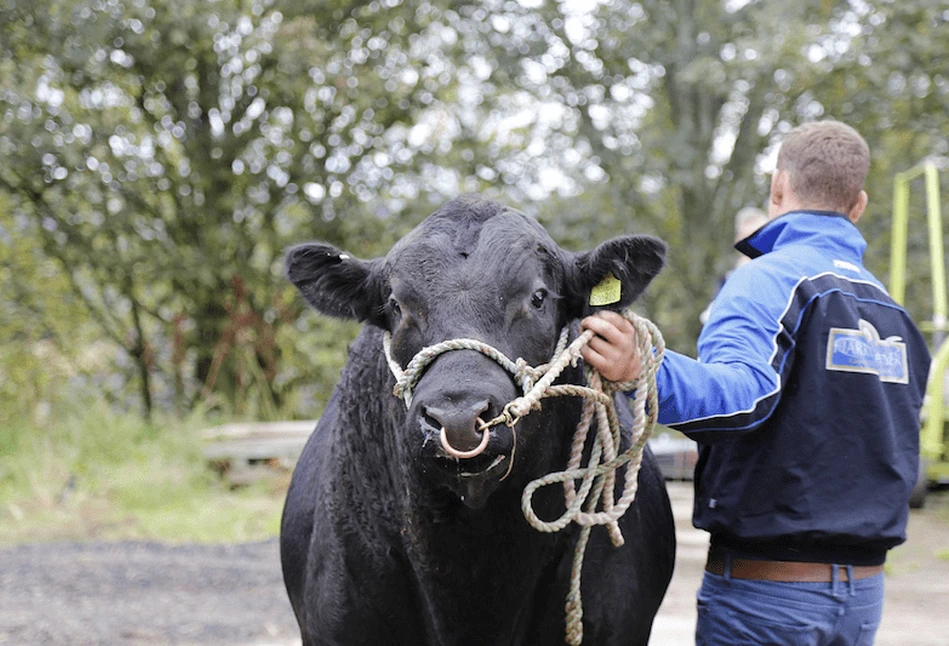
left=0, top=403, right=287, bottom=546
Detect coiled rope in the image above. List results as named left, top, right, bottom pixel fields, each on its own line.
left=382, top=311, right=665, bottom=645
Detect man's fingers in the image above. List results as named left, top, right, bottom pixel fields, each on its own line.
left=580, top=344, right=607, bottom=369
left=585, top=334, right=616, bottom=358
left=578, top=311, right=643, bottom=383
left=582, top=312, right=635, bottom=344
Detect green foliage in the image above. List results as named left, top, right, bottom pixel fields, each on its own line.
left=478, top=0, right=949, bottom=344
left=1, top=0, right=948, bottom=420
left=0, top=0, right=453, bottom=418
left=0, top=192, right=107, bottom=421
left=0, top=401, right=285, bottom=545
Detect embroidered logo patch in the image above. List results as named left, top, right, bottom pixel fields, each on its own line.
left=825, top=319, right=908, bottom=384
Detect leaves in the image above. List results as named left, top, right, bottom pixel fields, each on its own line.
left=1, top=0, right=946, bottom=418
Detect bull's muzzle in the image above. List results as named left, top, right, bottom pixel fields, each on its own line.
left=422, top=399, right=493, bottom=458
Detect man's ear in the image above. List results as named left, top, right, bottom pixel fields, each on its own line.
left=564, top=235, right=666, bottom=319
left=768, top=169, right=788, bottom=220
left=285, top=242, right=387, bottom=327
left=848, top=190, right=868, bottom=224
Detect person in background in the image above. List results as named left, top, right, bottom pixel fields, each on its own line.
left=581, top=120, right=930, bottom=645
left=731, top=206, right=770, bottom=269
left=699, top=206, right=770, bottom=325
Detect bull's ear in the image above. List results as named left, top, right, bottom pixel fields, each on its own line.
left=285, top=242, right=387, bottom=327
left=564, top=235, right=666, bottom=319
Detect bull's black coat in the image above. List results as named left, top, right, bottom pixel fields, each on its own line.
left=282, top=196, right=675, bottom=645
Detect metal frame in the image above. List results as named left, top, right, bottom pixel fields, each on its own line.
left=889, top=162, right=949, bottom=482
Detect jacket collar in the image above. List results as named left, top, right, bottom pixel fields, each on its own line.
left=734, top=210, right=865, bottom=260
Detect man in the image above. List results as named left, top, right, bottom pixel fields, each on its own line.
left=731, top=206, right=769, bottom=269
left=582, top=120, right=930, bottom=645
left=699, top=206, right=770, bottom=324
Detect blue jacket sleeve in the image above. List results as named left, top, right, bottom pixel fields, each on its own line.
left=654, top=263, right=788, bottom=440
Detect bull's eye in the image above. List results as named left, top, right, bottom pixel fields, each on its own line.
left=388, top=298, right=402, bottom=318
left=531, top=289, right=547, bottom=309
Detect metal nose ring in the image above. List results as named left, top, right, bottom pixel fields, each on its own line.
left=439, top=423, right=490, bottom=459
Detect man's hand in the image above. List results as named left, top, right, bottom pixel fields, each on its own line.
left=580, top=310, right=642, bottom=384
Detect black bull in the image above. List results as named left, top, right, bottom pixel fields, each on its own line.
left=281, top=195, right=676, bottom=645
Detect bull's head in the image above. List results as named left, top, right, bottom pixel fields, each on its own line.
left=287, top=196, right=665, bottom=509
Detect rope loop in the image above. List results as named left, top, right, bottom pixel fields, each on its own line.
left=513, top=358, right=539, bottom=393
left=381, top=311, right=664, bottom=646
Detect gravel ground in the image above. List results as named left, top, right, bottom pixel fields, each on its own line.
left=0, top=540, right=299, bottom=645
left=2, top=484, right=947, bottom=646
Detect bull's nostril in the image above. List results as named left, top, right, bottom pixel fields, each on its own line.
left=422, top=410, right=442, bottom=432
left=483, top=401, right=502, bottom=425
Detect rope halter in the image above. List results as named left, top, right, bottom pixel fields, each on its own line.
left=382, top=326, right=573, bottom=457
left=382, top=311, right=665, bottom=646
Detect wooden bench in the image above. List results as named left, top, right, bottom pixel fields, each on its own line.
left=200, top=421, right=316, bottom=486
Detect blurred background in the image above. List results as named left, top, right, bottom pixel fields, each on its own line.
left=1, top=0, right=947, bottom=544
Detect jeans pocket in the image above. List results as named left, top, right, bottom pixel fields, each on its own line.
left=696, top=577, right=824, bottom=646
left=724, top=606, right=820, bottom=645
left=697, top=597, right=819, bottom=646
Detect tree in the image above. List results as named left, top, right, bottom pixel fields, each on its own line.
left=442, top=0, right=949, bottom=346
left=0, top=0, right=480, bottom=416
left=2, top=0, right=946, bottom=418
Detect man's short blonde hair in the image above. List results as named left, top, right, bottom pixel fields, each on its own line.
left=776, top=120, right=870, bottom=213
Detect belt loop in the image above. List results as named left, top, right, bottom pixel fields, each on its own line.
left=831, top=564, right=840, bottom=597
left=724, top=553, right=733, bottom=581
left=846, top=565, right=855, bottom=596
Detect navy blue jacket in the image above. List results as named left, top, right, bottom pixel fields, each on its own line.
left=652, top=211, right=930, bottom=565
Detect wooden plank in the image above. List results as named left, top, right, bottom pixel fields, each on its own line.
left=201, top=436, right=311, bottom=461
left=199, top=420, right=317, bottom=441
left=200, top=421, right=318, bottom=485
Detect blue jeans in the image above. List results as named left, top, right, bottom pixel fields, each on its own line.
left=696, top=560, right=884, bottom=645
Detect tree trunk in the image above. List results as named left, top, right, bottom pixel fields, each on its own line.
left=129, top=298, right=153, bottom=419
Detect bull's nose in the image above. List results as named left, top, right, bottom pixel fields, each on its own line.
left=423, top=400, right=490, bottom=452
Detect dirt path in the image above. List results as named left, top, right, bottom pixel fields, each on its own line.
left=2, top=483, right=947, bottom=645
left=0, top=541, right=298, bottom=645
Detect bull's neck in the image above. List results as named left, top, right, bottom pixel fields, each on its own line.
left=401, top=483, right=568, bottom=644
left=398, top=392, right=579, bottom=645
left=330, top=328, right=411, bottom=529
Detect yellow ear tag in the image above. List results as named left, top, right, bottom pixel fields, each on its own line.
left=589, top=273, right=622, bottom=306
